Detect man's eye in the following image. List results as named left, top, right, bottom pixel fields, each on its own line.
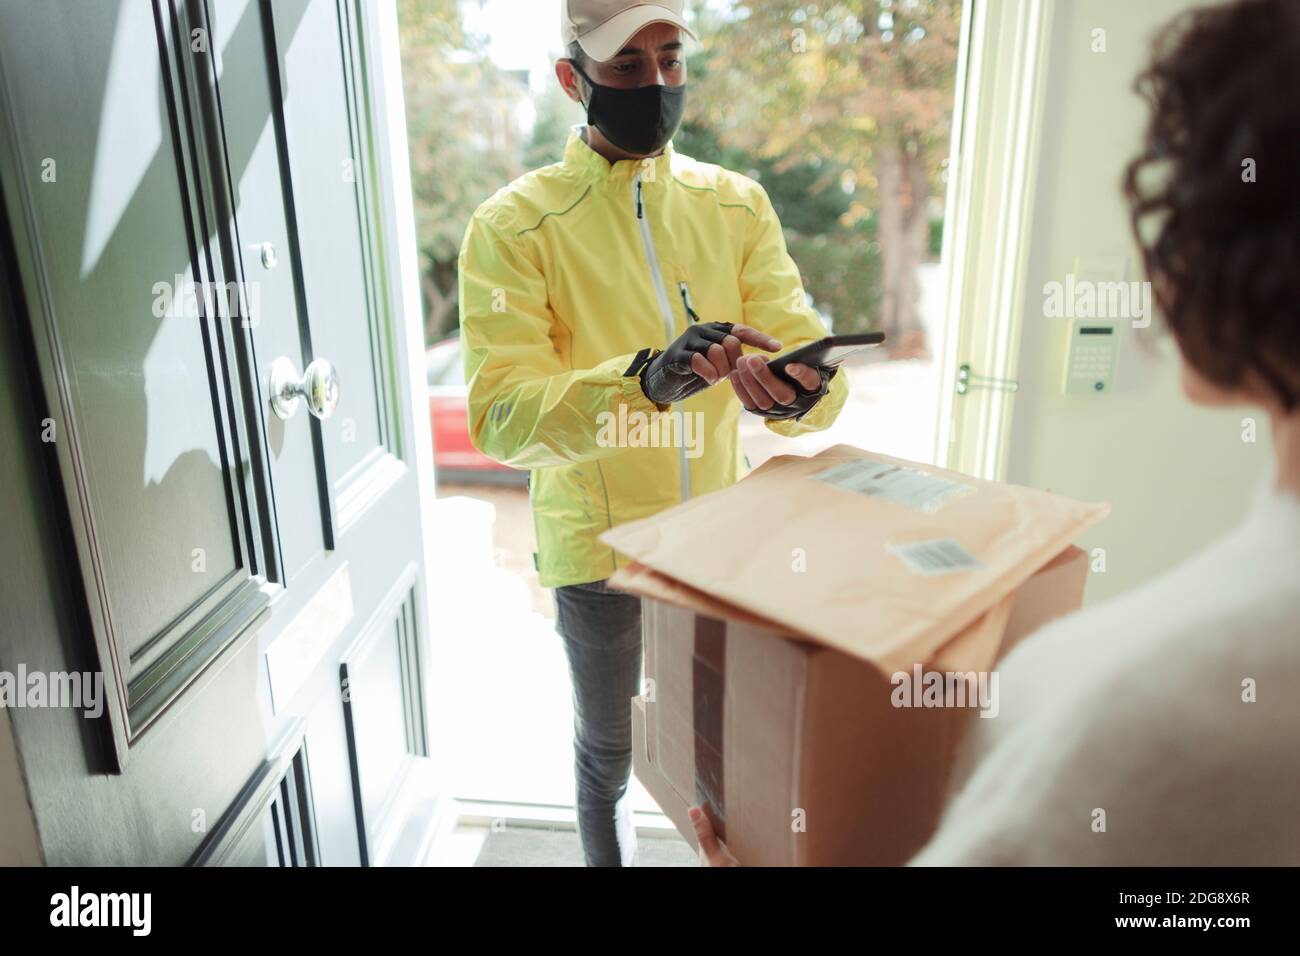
left=664, top=59, right=683, bottom=69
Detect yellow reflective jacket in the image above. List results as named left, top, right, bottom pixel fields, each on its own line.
left=459, top=127, right=848, bottom=588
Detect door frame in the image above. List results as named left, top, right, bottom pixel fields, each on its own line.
left=364, top=0, right=454, bottom=834
left=0, top=240, right=44, bottom=857
left=933, top=0, right=1057, bottom=480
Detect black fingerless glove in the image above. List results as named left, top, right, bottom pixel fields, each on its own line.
left=748, top=364, right=837, bottom=421
left=636, top=322, right=736, bottom=406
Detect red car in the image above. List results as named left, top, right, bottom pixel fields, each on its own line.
left=427, top=334, right=527, bottom=485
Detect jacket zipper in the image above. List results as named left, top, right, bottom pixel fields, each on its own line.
left=678, top=281, right=700, bottom=322
left=634, top=172, right=691, bottom=501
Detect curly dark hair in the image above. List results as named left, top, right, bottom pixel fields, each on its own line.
left=1123, top=0, right=1300, bottom=411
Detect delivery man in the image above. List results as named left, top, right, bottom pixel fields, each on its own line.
left=458, top=0, right=848, bottom=866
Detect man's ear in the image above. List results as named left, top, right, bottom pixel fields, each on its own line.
left=556, top=59, right=585, bottom=105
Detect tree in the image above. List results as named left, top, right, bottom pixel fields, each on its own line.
left=688, top=0, right=961, bottom=355
left=397, top=0, right=523, bottom=342
left=523, top=77, right=585, bottom=170
left=675, top=117, right=879, bottom=332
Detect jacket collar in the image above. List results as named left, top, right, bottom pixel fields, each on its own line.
left=562, top=125, right=676, bottom=183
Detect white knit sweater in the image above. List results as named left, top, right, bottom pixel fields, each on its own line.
left=911, top=482, right=1300, bottom=865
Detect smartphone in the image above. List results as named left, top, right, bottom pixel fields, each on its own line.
left=767, top=332, right=886, bottom=383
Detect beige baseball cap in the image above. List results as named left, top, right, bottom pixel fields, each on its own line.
left=561, top=1, right=697, bottom=63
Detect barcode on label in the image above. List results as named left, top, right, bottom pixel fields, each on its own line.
left=810, top=459, right=972, bottom=513
left=890, top=538, right=982, bottom=576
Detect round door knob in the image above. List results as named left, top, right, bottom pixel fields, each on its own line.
left=269, top=357, right=340, bottom=421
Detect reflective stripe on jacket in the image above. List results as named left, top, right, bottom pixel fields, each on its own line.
left=458, top=126, right=848, bottom=587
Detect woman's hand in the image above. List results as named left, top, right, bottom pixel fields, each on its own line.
left=689, top=806, right=739, bottom=866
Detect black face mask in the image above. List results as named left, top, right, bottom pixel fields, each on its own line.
left=571, top=61, right=686, bottom=157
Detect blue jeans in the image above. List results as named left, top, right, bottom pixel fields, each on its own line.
left=553, top=578, right=644, bottom=867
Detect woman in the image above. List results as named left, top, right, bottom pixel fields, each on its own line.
left=693, top=0, right=1300, bottom=866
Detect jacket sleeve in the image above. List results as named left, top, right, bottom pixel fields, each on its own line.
left=737, top=183, right=849, bottom=437
left=458, top=212, right=663, bottom=470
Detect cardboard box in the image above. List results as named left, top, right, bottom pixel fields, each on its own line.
left=627, top=547, right=1086, bottom=865
left=603, top=446, right=1107, bottom=866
